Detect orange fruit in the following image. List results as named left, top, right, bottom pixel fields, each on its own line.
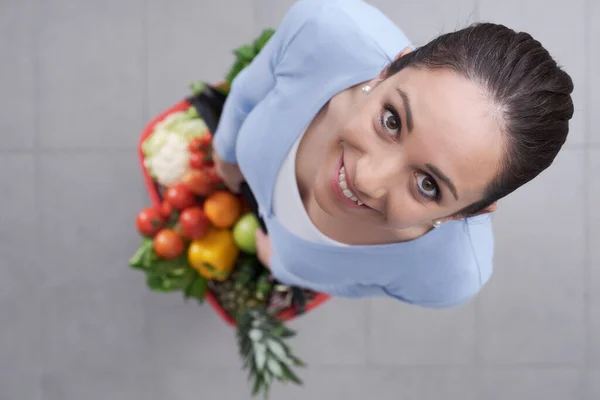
left=203, top=191, right=242, bottom=228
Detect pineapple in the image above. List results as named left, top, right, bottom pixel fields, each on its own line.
left=211, top=256, right=265, bottom=318
left=237, top=307, right=305, bottom=399
left=212, top=279, right=263, bottom=318
left=209, top=255, right=305, bottom=398
left=255, top=271, right=274, bottom=302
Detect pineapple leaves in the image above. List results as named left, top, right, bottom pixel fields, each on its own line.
left=237, top=307, right=305, bottom=399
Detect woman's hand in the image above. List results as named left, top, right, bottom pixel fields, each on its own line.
left=212, top=149, right=244, bottom=194
left=255, top=229, right=273, bottom=270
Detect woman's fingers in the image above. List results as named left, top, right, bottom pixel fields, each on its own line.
left=255, top=229, right=273, bottom=269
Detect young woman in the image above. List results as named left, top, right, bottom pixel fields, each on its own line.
left=212, top=0, right=574, bottom=307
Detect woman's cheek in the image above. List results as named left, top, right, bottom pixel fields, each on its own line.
left=385, top=195, right=428, bottom=228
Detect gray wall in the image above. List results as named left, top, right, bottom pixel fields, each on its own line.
left=1, top=0, right=598, bottom=399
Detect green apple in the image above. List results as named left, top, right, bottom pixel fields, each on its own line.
left=233, top=213, right=260, bottom=254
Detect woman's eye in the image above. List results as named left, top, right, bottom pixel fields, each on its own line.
left=416, top=173, right=439, bottom=200
left=380, top=106, right=401, bottom=137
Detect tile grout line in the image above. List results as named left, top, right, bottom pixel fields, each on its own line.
left=142, top=0, right=150, bottom=126
left=140, top=1, right=158, bottom=400
left=583, top=0, right=592, bottom=376
left=364, top=299, right=371, bottom=366
left=252, top=0, right=260, bottom=37
left=584, top=0, right=592, bottom=147
left=30, top=0, right=45, bottom=394
left=2, top=147, right=139, bottom=154
left=473, top=0, right=481, bottom=24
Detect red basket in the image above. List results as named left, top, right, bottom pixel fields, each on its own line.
left=137, top=92, right=331, bottom=327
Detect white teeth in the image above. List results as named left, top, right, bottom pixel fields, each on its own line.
left=338, top=165, right=363, bottom=207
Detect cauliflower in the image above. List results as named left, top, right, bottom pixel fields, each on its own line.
left=144, top=132, right=191, bottom=187
left=141, top=106, right=209, bottom=187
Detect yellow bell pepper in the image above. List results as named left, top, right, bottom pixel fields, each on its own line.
left=188, top=229, right=239, bottom=281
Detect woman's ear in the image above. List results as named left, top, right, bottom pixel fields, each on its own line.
left=462, top=203, right=498, bottom=219
left=378, top=46, right=414, bottom=79
left=439, top=202, right=498, bottom=225
left=396, top=46, right=414, bottom=59
left=482, top=203, right=498, bottom=214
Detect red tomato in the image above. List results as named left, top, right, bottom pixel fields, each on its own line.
left=159, top=201, right=174, bottom=219
left=181, top=170, right=215, bottom=196
left=153, top=229, right=185, bottom=259
left=165, top=183, right=196, bottom=210
left=189, top=152, right=207, bottom=169
left=188, top=138, right=204, bottom=153
left=199, top=132, right=212, bottom=148
left=179, top=207, right=211, bottom=239
left=136, top=207, right=165, bottom=237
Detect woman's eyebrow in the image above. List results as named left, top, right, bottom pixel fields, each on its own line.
left=396, top=88, right=414, bottom=132
left=425, top=163, right=459, bottom=200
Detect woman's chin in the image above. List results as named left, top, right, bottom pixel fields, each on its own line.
left=311, top=175, right=342, bottom=217
left=312, top=186, right=338, bottom=217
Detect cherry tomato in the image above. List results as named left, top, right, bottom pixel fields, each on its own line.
left=153, top=229, right=185, bottom=259
left=165, top=183, right=196, bottom=210
left=181, top=170, right=215, bottom=196
left=188, top=138, right=204, bottom=153
left=199, top=132, right=213, bottom=148
left=189, top=152, right=207, bottom=169
left=179, top=207, right=211, bottom=239
left=136, top=207, right=165, bottom=237
left=159, top=201, right=174, bottom=219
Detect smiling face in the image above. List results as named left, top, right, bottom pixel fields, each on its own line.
left=311, top=66, right=506, bottom=232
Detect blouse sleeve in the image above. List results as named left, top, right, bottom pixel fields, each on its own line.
left=212, top=0, right=327, bottom=163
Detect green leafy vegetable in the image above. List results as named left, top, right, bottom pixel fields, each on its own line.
left=129, top=238, right=156, bottom=270
left=189, top=81, right=206, bottom=96
left=184, top=272, right=209, bottom=304
left=129, top=239, right=207, bottom=302
left=225, top=28, right=275, bottom=87
left=252, top=29, right=275, bottom=52
left=234, top=44, right=256, bottom=62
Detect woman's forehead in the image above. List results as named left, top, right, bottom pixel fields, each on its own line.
left=387, top=68, right=505, bottom=201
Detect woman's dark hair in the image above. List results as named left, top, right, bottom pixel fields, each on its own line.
left=383, top=23, right=575, bottom=216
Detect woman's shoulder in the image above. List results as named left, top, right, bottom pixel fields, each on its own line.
left=274, top=0, right=412, bottom=70
left=354, top=216, right=493, bottom=307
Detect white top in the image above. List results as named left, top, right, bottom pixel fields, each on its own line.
left=273, top=133, right=348, bottom=246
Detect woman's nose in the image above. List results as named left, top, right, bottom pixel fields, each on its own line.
left=353, top=155, right=398, bottom=200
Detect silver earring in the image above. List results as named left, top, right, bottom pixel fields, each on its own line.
left=361, top=85, right=372, bottom=95
left=432, top=220, right=442, bottom=228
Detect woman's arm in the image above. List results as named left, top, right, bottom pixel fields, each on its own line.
left=212, top=35, right=279, bottom=163
left=255, top=229, right=273, bottom=269
left=212, top=0, right=327, bottom=164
